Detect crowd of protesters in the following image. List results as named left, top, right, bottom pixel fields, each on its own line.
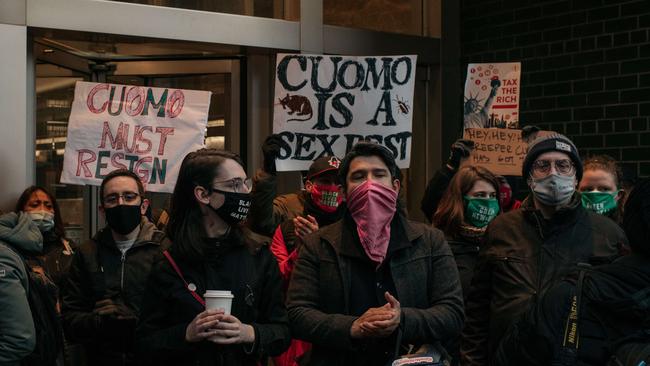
left=1, top=129, right=648, bottom=366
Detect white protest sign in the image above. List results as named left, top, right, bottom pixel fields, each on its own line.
left=61, top=81, right=211, bottom=193
left=464, top=62, right=521, bottom=130
left=273, top=53, right=417, bottom=171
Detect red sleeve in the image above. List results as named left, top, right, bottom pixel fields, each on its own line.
left=270, top=226, right=292, bottom=283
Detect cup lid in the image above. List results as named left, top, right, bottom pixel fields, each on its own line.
left=204, top=290, right=234, bottom=298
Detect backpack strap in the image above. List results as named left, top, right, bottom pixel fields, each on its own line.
left=554, top=263, right=592, bottom=365
left=162, top=250, right=205, bottom=308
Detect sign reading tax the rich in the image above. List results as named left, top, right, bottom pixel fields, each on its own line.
left=273, top=53, right=417, bottom=171
left=61, top=81, right=211, bottom=193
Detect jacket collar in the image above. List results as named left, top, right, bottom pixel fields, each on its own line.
left=521, top=192, right=585, bottom=233
left=320, top=212, right=425, bottom=259
left=94, top=217, right=162, bottom=250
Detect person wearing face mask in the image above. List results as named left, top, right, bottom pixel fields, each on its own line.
left=269, top=155, right=344, bottom=366
left=136, top=149, right=290, bottom=366
left=460, top=133, right=628, bottom=366
left=579, top=155, right=625, bottom=224
left=433, top=166, right=500, bottom=301
left=287, top=142, right=464, bottom=366
left=250, top=135, right=341, bottom=237
left=15, top=186, right=77, bottom=292
left=61, top=169, right=168, bottom=366
left=432, top=166, right=500, bottom=366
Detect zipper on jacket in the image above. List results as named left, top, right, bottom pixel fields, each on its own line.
left=120, top=251, right=126, bottom=290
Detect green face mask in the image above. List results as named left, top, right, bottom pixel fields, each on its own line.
left=463, top=196, right=500, bottom=228
left=581, top=190, right=618, bottom=215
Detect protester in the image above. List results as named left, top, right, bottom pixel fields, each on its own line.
left=62, top=169, right=167, bottom=366
left=287, top=142, right=464, bottom=366
left=421, top=140, right=519, bottom=223
left=495, top=178, right=650, bottom=365
left=579, top=155, right=625, bottom=223
left=270, top=155, right=344, bottom=366
left=460, top=133, right=628, bottom=366
left=432, top=166, right=500, bottom=299
left=15, top=186, right=76, bottom=291
left=0, top=211, right=62, bottom=366
left=136, top=149, right=290, bottom=366
left=249, top=134, right=308, bottom=236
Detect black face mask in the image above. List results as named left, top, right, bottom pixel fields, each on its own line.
left=209, top=189, right=251, bottom=226
left=105, top=205, right=142, bottom=235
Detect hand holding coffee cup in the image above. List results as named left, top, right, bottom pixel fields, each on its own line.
left=207, top=314, right=255, bottom=345
left=184, top=309, right=224, bottom=343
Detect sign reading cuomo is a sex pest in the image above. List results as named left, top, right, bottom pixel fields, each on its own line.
left=272, top=54, right=417, bottom=171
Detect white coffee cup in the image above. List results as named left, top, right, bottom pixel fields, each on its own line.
left=204, top=290, right=234, bottom=315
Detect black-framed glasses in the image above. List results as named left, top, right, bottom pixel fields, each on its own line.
left=103, top=191, right=140, bottom=206
left=531, top=159, right=575, bottom=177
left=212, top=177, right=253, bottom=193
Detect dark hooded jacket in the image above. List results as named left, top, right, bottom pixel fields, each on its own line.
left=460, top=193, right=627, bottom=366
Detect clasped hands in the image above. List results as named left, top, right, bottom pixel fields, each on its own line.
left=350, top=292, right=401, bottom=339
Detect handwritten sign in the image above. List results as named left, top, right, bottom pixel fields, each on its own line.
left=61, top=81, right=211, bottom=193
left=464, top=62, right=521, bottom=129
left=463, top=128, right=549, bottom=176
left=272, top=53, right=417, bottom=171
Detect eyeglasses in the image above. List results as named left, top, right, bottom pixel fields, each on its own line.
left=103, top=191, right=140, bottom=206
left=212, top=177, right=253, bottom=193
left=531, top=159, right=575, bottom=177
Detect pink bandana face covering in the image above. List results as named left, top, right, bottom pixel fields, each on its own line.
left=346, top=180, right=398, bottom=265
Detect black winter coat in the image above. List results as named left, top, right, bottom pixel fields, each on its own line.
left=61, top=218, right=167, bottom=366
left=460, top=194, right=627, bottom=366
left=287, top=214, right=464, bottom=366
left=135, top=229, right=290, bottom=366
left=494, top=253, right=650, bottom=365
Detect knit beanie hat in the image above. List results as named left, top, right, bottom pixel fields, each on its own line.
left=522, top=133, right=583, bottom=180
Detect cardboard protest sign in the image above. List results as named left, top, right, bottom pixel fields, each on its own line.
left=61, top=81, right=211, bottom=193
left=462, top=128, right=550, bottom=176
left=272, top=53, right=417, bottom=171
left=464, top=62, right=521, bottom=130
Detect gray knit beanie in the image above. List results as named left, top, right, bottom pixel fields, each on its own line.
left=522, top=133, right=583, bottom=180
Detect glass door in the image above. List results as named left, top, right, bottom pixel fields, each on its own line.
left=35, top=42, right=241, bottom=240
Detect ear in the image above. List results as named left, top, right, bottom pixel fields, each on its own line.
left=304, top=180, right=314, bottom=192
left=98, top=205, right=105, bottom=217
left=140, top=198, right=150, bottom=215
left=194, top=185, right=211, bottom=205
left=615, top=189, right=625, bottom=202
left=392, top=178, right=401, bottom=193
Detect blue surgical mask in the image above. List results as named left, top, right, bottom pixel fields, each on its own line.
left=27, top=211, right=55, bottom=233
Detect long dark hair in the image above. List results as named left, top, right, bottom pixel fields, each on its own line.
left=15, top=186, right=66, bottom=239
left=432, top=166, right=499, bottom=237
left=167, top=149, right=245, bottom=260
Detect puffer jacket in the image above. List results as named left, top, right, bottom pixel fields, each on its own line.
left=460, top=194, right=627, bottom=366
left=135, top=227, right=290, bottom=366
left=249, top=170, right=306, bottom=237
left=0, top=212, right=42, bottom=365
left=494, top=253, right=650, bottom=365
left=61, top=217, right=167, bottom=366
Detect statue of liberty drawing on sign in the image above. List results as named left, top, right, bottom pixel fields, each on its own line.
left=464, top=77, right=501, bottom=129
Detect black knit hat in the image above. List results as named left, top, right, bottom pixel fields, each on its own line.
left=522, top=133, right=583, bottom=180
left=306, top=156, right=341, bottom=180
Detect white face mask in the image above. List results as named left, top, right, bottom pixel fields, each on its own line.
left=530, top=174, right=576, bottom=207
left=27, top=210, right=55, bottom=233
